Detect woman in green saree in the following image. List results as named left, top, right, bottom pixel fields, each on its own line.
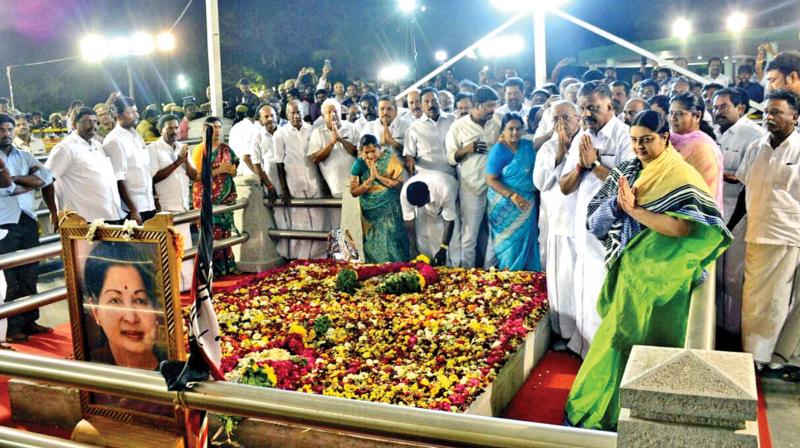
left=565, top=110, right=732, bottom=430
left=349, top=134, right=410, bottom=262
left=191, top=116, right=239, bottom=276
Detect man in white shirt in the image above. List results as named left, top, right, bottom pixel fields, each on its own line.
left=273, top=100, right=327, bottom=259
left=149, top=114, right=197, bottom=291
left=103, top=96, right=156, bottom=224
left=533, top=101, right=580, bottom=351
left=559, top=81, right=634, bottom=357
left=360, top=95, right=410, bottom=157
left=44, top=108, right=124, bottom=226
left=446, top=85, right=501, bottom=268
left=493, top=77, right=530, bottom=125
left=712, top=87, right=767, bottom=336
left=308, top=99, right=357, bottom=228
left=229, top=105, right=258, bottom=177
left=705, top=57, right=732, bottom=87
left=736, top=90, right=800, bottom=377
left=250, top=104, right=290, bottom=258
left=0, top=112, right=54, bottom=342
left=406, top=89, right=424, bottom=122
left=713, top=88, right=767, bottom=218
left=403, top=87, right=456, bottom=177
left=12, top=115, right=45, bottom=154
left=400, top=171, right=461, bottom=267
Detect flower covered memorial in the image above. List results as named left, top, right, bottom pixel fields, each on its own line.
left=199, top=258, right=548, bottom=412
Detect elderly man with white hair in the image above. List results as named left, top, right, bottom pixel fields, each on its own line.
left=308, top=98, right=357, bottom=228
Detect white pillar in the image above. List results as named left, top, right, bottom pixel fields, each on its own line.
left=533, top=9, right=547, bottom=87
left=205, top=0, right=223, bottom=117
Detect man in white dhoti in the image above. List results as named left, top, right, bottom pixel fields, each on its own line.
left=533, top=101, right=581, bottom=351
left=251, top=104, right=290, bottom=259
left=559, top=81, right=634, bottom=358
left=736, top=90, right=800, bottom=380
left=273, top=100, right=327, bottom=259
left=445, top=86, right=500, bottom=268
left=712, top=88, right=766, bottom=337
left=308, top=99, right=357, bottom=229
left=400, top=172, right=461, bottom=267
left=149, top=115, right=197, bottom=291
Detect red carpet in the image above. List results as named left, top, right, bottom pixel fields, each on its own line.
left=502, top=350, right=582, bottom=424
left=502, top=349, right=773, bottom=448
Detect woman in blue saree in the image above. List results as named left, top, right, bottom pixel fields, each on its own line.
left=350, top=134, right=410, bottom=263
left=486, top=113, right=541, bottom=271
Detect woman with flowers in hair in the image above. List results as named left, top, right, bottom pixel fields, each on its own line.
left=350, top=134, right=410, bottom=262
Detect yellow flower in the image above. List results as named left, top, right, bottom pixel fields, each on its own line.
left=261, top=365, right=278, bottom=386
left=414, top=254, right=430, bottom=264
left=417, top=273, right=426, bottom=289
left=289, top=324, right=308, bottom=339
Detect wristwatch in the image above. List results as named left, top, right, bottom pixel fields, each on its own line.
left=590, top=160, right=601, bottom=170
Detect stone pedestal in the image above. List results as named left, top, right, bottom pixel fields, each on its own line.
left=617, top=346, right=759, bottom=448
left=233, top=175, right=283, bottom=272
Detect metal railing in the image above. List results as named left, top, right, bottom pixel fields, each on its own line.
left=0, top=426, right=94, bottom=448
left=263, top=198, right=341, bottom=241
left=7, top=200, right=249, bottom=270
left=0, top=351, right=616, bottom=448
left=684, top=264, right=717, bottom=351
left=0, top=233, right=249, bottom=321
left=264, top=198, right=343, bottom=208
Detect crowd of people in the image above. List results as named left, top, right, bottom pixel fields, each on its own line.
left=0, top=40, right=798, bottom=431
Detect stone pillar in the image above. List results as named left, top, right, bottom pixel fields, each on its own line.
left=617, top=346, right=759, bottom=448
left=233, top=175, right=283, bottom=272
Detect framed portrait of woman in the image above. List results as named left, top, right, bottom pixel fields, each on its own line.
left=60, top=213, right=186, bottom=433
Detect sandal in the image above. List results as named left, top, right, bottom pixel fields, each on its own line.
left=0, top=343, right=15, bottom=351
left=5, top=332, right=28, bottom=343
left=26, top=323, right=53, bottom=335
left=782, top=367, right=800, bottom=383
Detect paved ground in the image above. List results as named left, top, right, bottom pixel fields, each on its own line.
left=762, top=377, right=800, bottom=448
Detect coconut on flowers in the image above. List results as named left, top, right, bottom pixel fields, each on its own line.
left=192, top=258, right=548, bottom=413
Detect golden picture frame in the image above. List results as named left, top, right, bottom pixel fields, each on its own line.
left=59, top=212, right=186, bottom=433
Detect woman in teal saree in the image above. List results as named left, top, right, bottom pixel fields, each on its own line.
left=349, top=134, right=410, bottom=263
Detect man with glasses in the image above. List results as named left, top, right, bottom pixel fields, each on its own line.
left=712, top=87, right=766, bottom=340
left=533, top=101, right=581, bottom=351
left=735, top=90, right=800, bottom=381
left=559, top=81, right=634, bottom=357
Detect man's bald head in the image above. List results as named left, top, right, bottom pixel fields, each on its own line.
left=623, top=98, right=649, bottom=125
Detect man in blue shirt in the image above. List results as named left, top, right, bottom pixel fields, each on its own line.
left=0, top=113, right=54, bottom=343
left=736, top=65, right=765, bottom=105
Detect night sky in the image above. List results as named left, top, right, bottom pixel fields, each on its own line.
left=0, top=0, right=796, bottom=112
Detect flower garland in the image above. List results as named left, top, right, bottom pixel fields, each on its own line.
left=195, top=260, right=547, bottom=413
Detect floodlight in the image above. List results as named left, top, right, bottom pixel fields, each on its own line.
left=157, top=32, right=176, bottom=52
left=130, top=32, right=155, bottom=56
left=379, top=64, right=410, bottom=81
left=398, top=0, right=417, bottom=14
left=726, top=12, right=748, bottom=34
left=177, top=74, right=189, bottom=90
left=109, top=37, right=132, bottom=57
left=479, top=34, right=524, bottom=58
left=80, top=34, right=108, bottom=62
left=434, top=50, right=448, bottom=62
left=671, top=18, right=691, bottom=39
